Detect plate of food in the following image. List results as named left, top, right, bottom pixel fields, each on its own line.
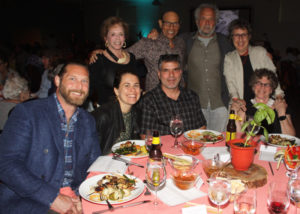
left=184, top=129, right=224, bottom=144
left=264, top=133, right=300, bottom=147
left=79, top=173, right=144, bottom=205
left=111, top=140, right=148, bottom=158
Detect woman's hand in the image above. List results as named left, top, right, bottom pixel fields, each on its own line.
left=273, top=98, right=287, bottom=116
left=89, top=49, right=104, bottom=64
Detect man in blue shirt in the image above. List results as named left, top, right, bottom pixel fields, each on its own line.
left=0, top=62, right=101, bottom=213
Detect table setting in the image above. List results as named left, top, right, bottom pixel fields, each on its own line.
left=79, top=128, right=300, bottom=214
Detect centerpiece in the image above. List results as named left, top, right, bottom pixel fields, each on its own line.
left=228, top=103, right=275, bottom=171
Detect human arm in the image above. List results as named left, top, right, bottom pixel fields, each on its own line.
left=147, top=28, right=159, bottom=40
left=273, top=99, right=296, bottom=136
left=50, top=194, right=82, bottom=214
left=89, top=49, right=104, bottom=64
left=224, top=53, right=241, bottom=99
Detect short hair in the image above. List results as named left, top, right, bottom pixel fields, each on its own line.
left=113, top=69, right=140, bottom=89
left=3, top=75, right=29, bottom=99
left=57, top=62, right=88, bottom=79
left=229, top=19, right=252, bottom=37
left=249, top=68, right=278, bottom=92
left=158, top=54, right=181, bottom=70
left=160, top=11, right=180, bottom=22
left=100, top=16, right=129, bottom=41
left=194, top=3, right=219, bottom=22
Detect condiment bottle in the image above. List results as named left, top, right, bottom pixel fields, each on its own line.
left=149, top=130, right=162, bottom=161
left=226, top=110, right=236, bottom=146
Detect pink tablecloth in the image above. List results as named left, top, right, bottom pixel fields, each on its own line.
left=82, top=135, right=293, bottom=214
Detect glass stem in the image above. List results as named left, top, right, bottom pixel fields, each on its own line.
left=174, top=135, right=178, bottom=147
left=217, top=205, right=220, bottom=214
left=154, top=189, right=158, bottom=205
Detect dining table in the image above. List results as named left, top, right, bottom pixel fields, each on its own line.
left=81, top=134, right=294, bottom=214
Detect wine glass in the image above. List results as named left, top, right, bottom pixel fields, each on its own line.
left=283, top=158, right=300, bottom=179
left=267, top=181, right=290, bottom=213
left=208, top=177, right=231, bottom=214
left=288, top=178, right=300, bottom=214
left=145, top=159, right=166, bottom=206
left=170, top=115, right=183, bottom=148
left=234, top=189, right=256, bottom=214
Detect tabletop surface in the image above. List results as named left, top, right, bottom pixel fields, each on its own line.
left=82, top=134, right=294, bottom=214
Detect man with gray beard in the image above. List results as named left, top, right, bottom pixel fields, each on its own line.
left=184, top=3, right=233, bottom=132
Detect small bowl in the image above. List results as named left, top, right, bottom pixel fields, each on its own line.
left=181, top=139, right=204, bottom=156
left=171, top=172, right=200, bottom=190
left=202, top=159, right=226, bottom=178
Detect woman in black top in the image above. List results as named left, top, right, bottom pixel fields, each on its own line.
left=89, top=16, right=137, bottom=105
left=92, top=70, right=142, bottom=155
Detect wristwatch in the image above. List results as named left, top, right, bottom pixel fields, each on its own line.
left=278, top=115, right=287, bottom=121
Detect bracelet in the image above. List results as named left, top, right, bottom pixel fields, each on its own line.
left=278, top=115, right=287, bottom=121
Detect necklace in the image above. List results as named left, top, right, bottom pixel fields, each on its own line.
left=106, top=48, right=127, bottom=63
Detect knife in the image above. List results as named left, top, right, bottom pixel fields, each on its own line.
left=112, top=155, right=144, bottom=168
left=92, top=200, right=151, bottom=214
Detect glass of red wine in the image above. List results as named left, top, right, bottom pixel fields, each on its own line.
left=267, top=181, right=290, bottom=213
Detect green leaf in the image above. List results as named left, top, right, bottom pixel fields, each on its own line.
left=241, top=121, right=250, bottom=132
left=263, top=127, right=269, bottom=141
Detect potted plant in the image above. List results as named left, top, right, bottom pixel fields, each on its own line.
left=228, top=103, right=275, bottom=171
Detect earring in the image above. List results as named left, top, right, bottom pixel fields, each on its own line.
left=105, top=41, right=108, bottom=48
left=122, top=42, right=126, bottom=48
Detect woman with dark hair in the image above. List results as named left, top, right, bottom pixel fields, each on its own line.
left=89, top=16, right=137, bottom=106
left=92, top=70, right=141, bottom=155
left=231, top=69, right=295, bottom=136
left=224, top=19, right=284, bottom=107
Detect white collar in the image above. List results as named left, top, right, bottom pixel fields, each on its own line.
left=250, top=98, right=274, bottom=107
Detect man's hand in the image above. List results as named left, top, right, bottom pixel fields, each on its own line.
left=50, top=194, right=82, bottom=214
left=89, top=49, right=104, bottom=64
left=147, top=29, right=159, bottom=40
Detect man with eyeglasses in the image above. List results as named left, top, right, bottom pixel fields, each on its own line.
left=127, top=11, right=185, bottom=91
left=184, top=3, right=234, bottom=132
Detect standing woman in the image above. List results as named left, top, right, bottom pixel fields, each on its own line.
left=92, top=70, right=141, bottom=155
left=89, top=16, right=137, bottom=106
left=224, top=19, right=284, bottom=108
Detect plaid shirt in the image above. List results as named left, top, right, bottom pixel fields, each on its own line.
left=139, top=85, right=206, bottom=135
left=54, top=94, right=79, bottom=187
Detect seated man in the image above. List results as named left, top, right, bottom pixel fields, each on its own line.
left=139, top=54, right=206, bottom=135
left=0, top=62, right=101, bottom=213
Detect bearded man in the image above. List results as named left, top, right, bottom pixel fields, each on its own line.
left=185, top=3, right=233, bottom=132
left=0, top=62, right=101, bottom=213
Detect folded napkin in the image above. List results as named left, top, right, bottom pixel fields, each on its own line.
left=259, top=144, right=277, bottom=162
left=182, top=205, right=207, bottom=214
left=155, top=179, right=206, bottom=206
left=87, top=156, right=128, bottom=173
left=201, top=147, right=231, bottom=162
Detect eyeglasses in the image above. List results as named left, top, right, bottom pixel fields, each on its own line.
left=232, top=33, right=249, bottom=39
left=255, top=81, right=271, bottom=88
left=162, top=21, right=180, bottom=27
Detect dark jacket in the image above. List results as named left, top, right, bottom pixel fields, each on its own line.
left=0, top=94, right=101, bottom=213
left=181, top=32, right=234, bottom=108
left=92, top=100, right=141, bottom=155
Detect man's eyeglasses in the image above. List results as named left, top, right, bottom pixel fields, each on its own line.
left=162, top=21, right=180, bottom=27
left=255, top=81, right=271, bottom=88
left=232, top=33, right=249, bottom=39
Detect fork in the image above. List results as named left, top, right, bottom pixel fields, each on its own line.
left=100, top=194, right=114, bottom=210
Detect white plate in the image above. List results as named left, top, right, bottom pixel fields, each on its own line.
left=79, top=174, right=144, bottom=205
left=183, top=129, right=224, bottom=144
left=262, top=133, right=300, bottom=148
left=111, top=140, right=148, bottom=158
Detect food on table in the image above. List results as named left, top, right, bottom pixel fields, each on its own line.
left=186, top=130, right=223, bottom=143
left=186, top=130, right=202, bottom=140
left=269, top=135, right=296, bottom=146
left=89, top=174, right=136, bottom=202
left=113, top=141, right=148, bottom=156
left=230, top=179, right=246, bottom=195
left=181, top=140, right=204, bottom=155
left=172, top=173, right=198, bottom=190
left=275, top=145, right=300, bottom=169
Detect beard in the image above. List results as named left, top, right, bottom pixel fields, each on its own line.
left=198, top=26, right=216, bottom=37
left=58, top=84, right=88, bottom=106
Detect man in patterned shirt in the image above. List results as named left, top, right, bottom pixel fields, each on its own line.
left=139, top=54, right=206, bottom=136
left=0, top=62, right=101, bottom=213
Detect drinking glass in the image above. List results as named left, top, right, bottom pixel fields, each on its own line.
left=170, top=115, right=183, bottom=148
left=289, top=178, right=300, bottom=213
left=208, top=177, right=231, bottom=214
left=267, top=181, right=290, bottom=213
left=234, top=189, right=256, bottom=214
left=145, top=129, right=153, bottom=152
left=145, top=159, right=166, bottom=206
left=284, top=158, right=300, bottom=179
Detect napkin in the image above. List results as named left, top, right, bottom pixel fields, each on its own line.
left=155, top=179, right=206, bottom=206
left=259, top=144, right=277, bottom=162
left=201, top=146, right=231, bottom=162
left=182, top=205, right=207, bottom=214
left=87, top=156, right=129, bottom=173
